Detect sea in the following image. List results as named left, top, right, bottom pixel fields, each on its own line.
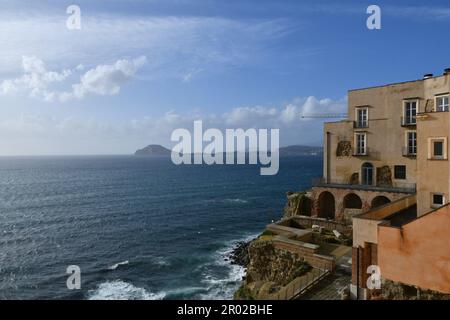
left=0, top=155, right=322, bottom=300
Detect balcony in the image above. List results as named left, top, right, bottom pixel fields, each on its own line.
left=353, top=121, right=368, bottom=129
left=402, top=147, right=417, bottom=157
left=312, top=177, right=416, bottom=194
left=401, top=116, right=416, bottom=127
left=353, top=147, right=369, bottom=157
left=420, top=106, right=449, bottom=114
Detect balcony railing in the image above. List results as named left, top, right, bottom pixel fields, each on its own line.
left=420, top=106, right=449, bottom=114
left=401, top=116, right=416, bottom=127
left=402, top=146, right=417, bottom=157
left=312, top=177, right=416, bottom=193
left=353, top=121, right=368, bottom=129
left=353, top=147, right=369, bottom=157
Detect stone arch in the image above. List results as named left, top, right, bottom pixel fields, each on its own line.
left=343, top=193, right=363, bottom=209
left=371, top=195, right=391, bottom=209
left=318, top=191, right=335, bottom=219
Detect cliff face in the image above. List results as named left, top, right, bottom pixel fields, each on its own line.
left=247, top=240, right=311, bottom=285
left=283, top=191, right=312, bottom=218
left=234, top=238, right=311, bottom=300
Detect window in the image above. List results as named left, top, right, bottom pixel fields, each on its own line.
left=355, top=133, right=366, bottom=155
left=435, top=95, right=449, bottom=112
left=394, top=165, right=406, bottom=179
left=406, top=131, right=417, bottom=155
left=434, top=141, right=444, bottom=157
left=361, top=163, right=374, bottom=185
left=404, top=101, right=417, bottom=125
left=428, top=137, right=447, bottom=160
left=431, top=193, right=445, bottom=208
left=355, top=107, right=368, bottom=128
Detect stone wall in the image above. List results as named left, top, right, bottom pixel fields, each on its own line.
left=235, top=239, right=313, bottom=300
left=381, top=279, right=450, bottom=300
left=272, top=236, right=335, bottom=271
left=288, top=215, right=351, bottom=236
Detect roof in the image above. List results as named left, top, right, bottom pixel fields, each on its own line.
left=348, top=74, right=447, bottom=93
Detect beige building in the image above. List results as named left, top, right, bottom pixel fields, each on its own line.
left=310, top=69, right=450, bottom=298
left=311, top=69, right=450, bottom=221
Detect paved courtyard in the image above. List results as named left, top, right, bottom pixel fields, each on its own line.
left=298, top=248, right=352, bottom=300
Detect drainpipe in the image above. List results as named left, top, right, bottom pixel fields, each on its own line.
left=356, top=246, right=360, bottom=300
left=326, top=131, right=331, bottom=184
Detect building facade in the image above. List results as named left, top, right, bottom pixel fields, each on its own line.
left=312, top=69, right=450, bottom=222
left=313, top=70, right=450, bottom=298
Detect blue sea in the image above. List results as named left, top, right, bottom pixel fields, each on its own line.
left=0, top=155, right=322, bottom=300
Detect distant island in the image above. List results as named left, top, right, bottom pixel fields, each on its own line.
left=134, top=144, right=322, bottom=156
left=277, top=145, right=323, bottom=156
left=134, top=144, right=172, bottom=156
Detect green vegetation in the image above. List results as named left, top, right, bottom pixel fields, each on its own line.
left=234, top=284, right=256, bottom=300
left=284, top=260, right=312, bottom=285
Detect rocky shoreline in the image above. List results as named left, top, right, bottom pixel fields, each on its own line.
left=228, top=240, right=253, bottom=267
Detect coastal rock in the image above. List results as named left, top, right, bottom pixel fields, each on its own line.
left=234, top=238, right=311, bottom=300
left=229, top=241, right=252, bottom=267
left=283, top=191, right=312, bottom=218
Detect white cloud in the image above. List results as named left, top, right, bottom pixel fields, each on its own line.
left=281, top=96, right=346, bottom=123
left=0, top=56, right=147, bottom=102
left=59, top=56, right=147, bottom=102
left=0, top=56, right=72, bottom=97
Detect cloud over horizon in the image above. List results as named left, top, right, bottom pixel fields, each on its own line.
left=0, top=95, right=346, bottom=155
left=0, top=56, right=147, bottom=102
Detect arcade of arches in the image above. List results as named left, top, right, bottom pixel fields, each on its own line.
left=310, top=187, right=409, bottom=221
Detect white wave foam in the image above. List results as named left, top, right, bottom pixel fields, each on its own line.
left=223, top=198, right=248, bottom=204
left=153, top=256, right=170, bottom=266
left=198, top=232, right=259, bottom=300
left=87, top=280, right=165, bottom=300
left=202, top=198, right=249, bottom=204
left=108, top=260, right=129, bottom=270
left=165, top=286, right=206, bottom=298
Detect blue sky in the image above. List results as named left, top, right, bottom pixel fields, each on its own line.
left=1, top=0, right=450, bottom=155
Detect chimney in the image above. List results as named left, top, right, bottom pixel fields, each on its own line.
left=423, top=73, right=433, bottom=79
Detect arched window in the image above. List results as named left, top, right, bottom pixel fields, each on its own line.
left=361, top=162, right=374, bottom=185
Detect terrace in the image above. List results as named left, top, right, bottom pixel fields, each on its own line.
left=312, top=177, right=416, bottom=194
